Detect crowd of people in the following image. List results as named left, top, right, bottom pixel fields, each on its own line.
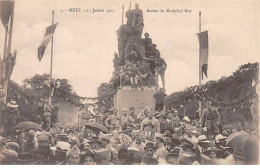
left=0, top=98, right=259, bottom=165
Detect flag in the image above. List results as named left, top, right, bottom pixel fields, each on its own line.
left=38, top=23, right=58, bottom=61
left=5, top=49, right=16, bottom=79
left=0, top=0, right=14, bottom=31
left=198, top=31, right=209, bottom=80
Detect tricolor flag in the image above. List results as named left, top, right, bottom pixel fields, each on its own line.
left=5, top=49, right=16, bottom=79
left=198, top=31, right=209, bottom=80
left=0, top=0, right=14, bottom=31
left=38, top=23, right=58, bottom=61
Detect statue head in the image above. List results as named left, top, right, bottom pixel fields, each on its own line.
left=135, top=3, right=139, bottom=9
left=144, top=32, right=149, bottom=38
left=114, top=52, right=118, bottom=57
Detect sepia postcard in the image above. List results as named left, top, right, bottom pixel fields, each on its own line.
left=0, top=0, right=259, bottom=166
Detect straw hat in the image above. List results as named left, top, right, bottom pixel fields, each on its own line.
left=7, top=100, right=18, bottom=108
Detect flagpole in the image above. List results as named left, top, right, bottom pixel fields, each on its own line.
left=198, top=11, right=202, bottom=115
left=2, top=2, right=15, bottom=104
left=49, top=10, right=54, bottom=106
left=122, top=5, right=124, bottom=24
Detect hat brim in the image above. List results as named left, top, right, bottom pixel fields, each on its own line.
left=7, top=103, right=18, bottom=108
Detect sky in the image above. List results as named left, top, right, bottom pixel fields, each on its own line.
left=0, top=0, right=259, bottom=97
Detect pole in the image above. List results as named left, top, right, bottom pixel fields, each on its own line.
left=198, top=11, right=202, bottom=114
left=122, top=5, right=124, bottom=25
left=49, top=10, right=54, bottom=106
left=3, top=3, right=15, bottom=104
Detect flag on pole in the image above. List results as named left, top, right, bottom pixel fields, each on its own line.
left=198, top=31, right=209, bottom=80
left=5, top=49, right=16, bottom=79
left=0, top=0, right=14, bottom=31
left=38, top=23, right=58, bottom=61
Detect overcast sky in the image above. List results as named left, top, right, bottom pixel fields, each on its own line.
left=0, top=0, right=259, bottom=97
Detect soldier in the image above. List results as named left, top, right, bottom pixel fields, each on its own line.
left=43, top=100, right=52, bottom=130
left=5, top=100, right=20, bottom=137
left=142, top=33, right=153, bottom=57
left=138, top=60, right=154, bottom=87
left=120, top=107, right=135, bottom=131
left=154, top=54, right=167, bottom=90
left=146, top=44, right=161, bottom=75
left=200, top=101, right=220, bottom=140
left=129, top=107, right=138, bottom=122
left=140, top=108, right=160, bottom=133
left=61, top=145, right=80, bottom=165
left=51, top=101, right=59, bottom=128
left=99, top=133, right=119, bottom=165
left=105, top=109, right=120, bottom=131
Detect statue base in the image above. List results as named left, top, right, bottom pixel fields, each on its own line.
left=114, top=86, right=157, bottom=115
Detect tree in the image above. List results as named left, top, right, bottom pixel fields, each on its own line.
left=97, top=82, right=114, bottom=110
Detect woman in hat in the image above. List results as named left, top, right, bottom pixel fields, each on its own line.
left=5, top=100, right=19, bottom=137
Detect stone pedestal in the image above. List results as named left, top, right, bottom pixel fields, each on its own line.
left=114, top=86, right=156, bottom=114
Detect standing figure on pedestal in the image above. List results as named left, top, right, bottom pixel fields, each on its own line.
left=154, top=54, right=167, bottom=90
left=142, top=33, right=153, bottom=57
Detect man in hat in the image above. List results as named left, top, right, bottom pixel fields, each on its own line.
left=43, top=100, right=52, bottom=130
left=61, top=145, right=80, bottom=165
left=120, top=107, right=135, bottom=131
left=145, top=44, right=161, bottom=75
left=163, top=133, right=176, bottom=152
left=172, top=109, right=181, bottom=127
left=129, top=107, right=138, bottom=122
left=123, top=147, right=142, bottom=165
left=99, top=133, right=119, bottom=165
left=160, top=110, right=174, bottom=134
left=197, top=135, right=211, bottom=153
left=5, top=100, right=20, bottom=137
left=142, top=121, right=155, bottom=141
left=200, top=101, right=220, bottom=140
left=142, top=142, right=159, bottom=165
left=181, top=116, right=191, bottom=127
left=144, top=142, right=156, bottom=158
left=183, top=126, right=198, bottom=148
left=166, top=147, right=181, bottom=164
left=105, top=108, right=119, bottom=131
left=140, top=108, right=160, bottom=133
left=155, top=133, right=168, bottom=161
